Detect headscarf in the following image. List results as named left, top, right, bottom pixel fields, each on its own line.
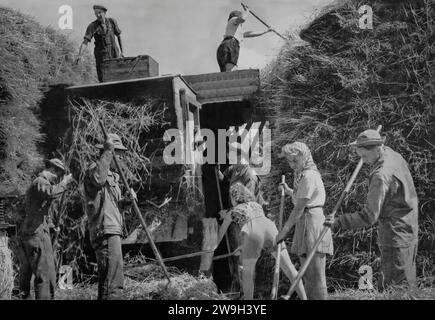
left=281, top=142, right=318, bottom=191
left=230, top=182, right=257, bottom=205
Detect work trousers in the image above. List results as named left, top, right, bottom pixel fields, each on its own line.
left=378, top=242, right=417, bottom=291
left=300, top=253, right=327, bottom=300
left=19, top=229, right=56, bottom=300
left=93, top=234, right=124, bottom=300
left=94, top=45, right=119, bottom=82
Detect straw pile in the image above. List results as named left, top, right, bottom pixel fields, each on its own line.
left=259, top=0, right=435, bottom=286
left=0, top=6, right=95, bottom=196
left=49, top=98, right=168, bottom=277
left=0, top=233, right=14, bottom=299
left=55, top=263, right=226, bottom=300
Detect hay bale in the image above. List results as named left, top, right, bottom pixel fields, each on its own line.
left=260, top=0, right=435, bottom=286
left=0, top=232, right=14, bottom=300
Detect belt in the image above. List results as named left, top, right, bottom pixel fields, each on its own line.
left=305, top=205, right=323, bottom=210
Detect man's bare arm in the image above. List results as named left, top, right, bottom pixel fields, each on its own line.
left=75, top=40, right=89, bottom=63
left=243, top=28, right=273, bottom=38
left=117, top=35, right=124, bottom=57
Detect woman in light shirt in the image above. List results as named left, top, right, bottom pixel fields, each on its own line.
left=276, top=142, right=333, bottom=300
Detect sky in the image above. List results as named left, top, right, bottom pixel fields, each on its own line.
left=1, top=0, right=334, bottom=75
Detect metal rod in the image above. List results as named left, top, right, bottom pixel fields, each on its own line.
left=271, top=175, right=285, bottom=299
left=125, top=248, right=241, bottom=269
left=99, top=121, right=171, bottom=283
left=282, top=125, right=383, bottom=300
left=241, top=3, right=288, bottom=40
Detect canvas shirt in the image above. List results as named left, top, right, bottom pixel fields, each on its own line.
left=21, top=171, right=68, bottom=235
left=293, top=169, right=326, bottom=208
left=339, top=147, right=419, bottom=248
left=84, top=150, right=123, bottom=244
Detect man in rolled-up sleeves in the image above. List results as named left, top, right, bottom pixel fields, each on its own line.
left=76, top=5, right=124, bottom=82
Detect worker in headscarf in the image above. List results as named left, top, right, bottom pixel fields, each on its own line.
left=216, top=141, right=265, bottom=294
left=218, top=141, right=265, bottom=205
left=325, top=129, right=419, bottom=290
left=275, top=142, right=333, bottom=300
left=76, top=5, right=124, bottom=82
left=218, top=182, right=307, bottom=300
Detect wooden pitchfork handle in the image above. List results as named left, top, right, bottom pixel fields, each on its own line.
left=282, top=125, right=383, bottom=300
left=271, top=175, right=285, bottom=299
left=241, top=2, right=288, bottom=40
left=214, top=165, right=234, bottom=277
left=99, top=121, right=171, bottom=284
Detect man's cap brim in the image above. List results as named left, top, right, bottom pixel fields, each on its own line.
left=349, top=137, right=386, bottom=147
left=93, top=5, right=107, bottom=12
left=95, top=144, right=127, bottom=151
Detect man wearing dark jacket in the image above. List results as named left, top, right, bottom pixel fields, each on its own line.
left=327, top=129, right=419, bottom=290
left=19, top=158, right=73, bottom=299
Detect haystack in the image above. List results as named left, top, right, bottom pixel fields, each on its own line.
left=0, top=232, right=14, bottom=299
left=260, top=0, right=435, bottom=286
left=0, top=6, right=95, bottom=197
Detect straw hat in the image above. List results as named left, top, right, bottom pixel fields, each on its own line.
left=96, top=133, right=127, bottom=151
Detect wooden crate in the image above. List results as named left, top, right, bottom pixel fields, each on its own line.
left=101, top=55, right=159, bottom=82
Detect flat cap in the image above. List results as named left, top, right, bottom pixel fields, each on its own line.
left=93, top=5, right=107, bottom=12
left=349, top=129, right=386, bottom=147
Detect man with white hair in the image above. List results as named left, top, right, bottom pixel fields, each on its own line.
left=326, top=129, right=419, bottom=290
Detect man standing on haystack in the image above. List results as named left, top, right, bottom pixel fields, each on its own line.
left=76, top=5, right=124, bottom=82
left=217, top=4, right=273, bottom=72
left=19, top=158, right=73, bottom=299
left=326, top=129, right=419, bottom=290
left=84, top=133, right=135, bottom=300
